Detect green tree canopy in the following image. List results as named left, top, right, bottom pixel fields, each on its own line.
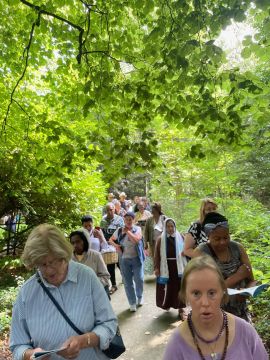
left=1, top=0, right=270, bottom=226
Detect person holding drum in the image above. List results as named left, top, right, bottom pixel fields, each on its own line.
left=109, top=212, right=145, bottom=312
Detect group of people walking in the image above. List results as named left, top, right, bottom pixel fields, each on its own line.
left=9, top=195, right=268, bottom=359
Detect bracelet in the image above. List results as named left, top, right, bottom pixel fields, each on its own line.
left=22, top=349, right=28, bottom=360
left=86, top=333, right=91, bottom=347
left=243, top=264, right=251, bottom=272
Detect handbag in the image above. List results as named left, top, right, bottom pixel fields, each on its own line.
left=36, top=272, right=126, bottom=359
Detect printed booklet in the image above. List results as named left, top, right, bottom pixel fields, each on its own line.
left=32, top=347, right=67, bottom=359
left=227, top=284, right=269, bottom=297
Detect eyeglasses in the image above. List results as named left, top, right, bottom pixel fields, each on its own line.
left=37, top=258, right=64, bottom=271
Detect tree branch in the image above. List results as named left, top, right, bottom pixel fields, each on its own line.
left=79, top=0, right=106, bottom=15
left=1, top=12, right=40, bottom=135
left=13, top=99, right=31, bottom=138
left=20, top=0, right=84, bottom=64
left=82, top=50, right=121, bottom=63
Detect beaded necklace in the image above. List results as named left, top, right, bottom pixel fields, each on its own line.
left=193, top=313, right=225, bottom=344
left=187, top=310, right=229, bottom=360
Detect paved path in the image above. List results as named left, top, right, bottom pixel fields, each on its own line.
left=111, top=270, right=182, bottom=360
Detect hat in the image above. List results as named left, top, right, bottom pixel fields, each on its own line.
left=119, top=192, right=127, bottom=198
left=124, top=211, right=135, bottom=219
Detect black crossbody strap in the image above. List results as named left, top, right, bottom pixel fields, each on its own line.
left=36, top=272, right=83, bottom=335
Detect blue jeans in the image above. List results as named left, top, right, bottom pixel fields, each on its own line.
left=120, top=257, right=144, bottom=306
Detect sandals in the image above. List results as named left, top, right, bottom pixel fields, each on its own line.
left=109, top=285, right=118, bottom=295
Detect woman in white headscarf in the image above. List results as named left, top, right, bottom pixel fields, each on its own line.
left=154, top=218, right=187, bottom=317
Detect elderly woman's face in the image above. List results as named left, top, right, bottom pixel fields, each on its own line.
left=208, top=227, right=230, bottom=252
left=37, top=254, right=68, bottom=286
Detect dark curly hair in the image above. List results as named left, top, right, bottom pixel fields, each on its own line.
left=202, top=212, right=228, bottom=228
left=69, top=230, right=89, bottom=252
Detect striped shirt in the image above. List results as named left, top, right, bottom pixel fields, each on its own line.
left=10, top=261, right=117, bottom=360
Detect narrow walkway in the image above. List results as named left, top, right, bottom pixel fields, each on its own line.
left=111, top=271, right=182, bottom=360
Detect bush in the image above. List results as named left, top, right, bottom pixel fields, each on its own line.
left=0, top=256, right=31, bottom=336
left=250, top=291, right=270, bottom=352
left=0, top=285, right=19, bottom=334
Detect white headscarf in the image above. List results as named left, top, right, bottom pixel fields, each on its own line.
left=158, top=218, right=187, bottom=284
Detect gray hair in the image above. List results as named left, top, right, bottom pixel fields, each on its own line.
left=106, top=202, right=115, bottom=210
left=21, top=224, right=73, bottom=269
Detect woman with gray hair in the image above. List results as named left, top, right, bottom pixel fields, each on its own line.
left=10, top=224, right=117, bottom=360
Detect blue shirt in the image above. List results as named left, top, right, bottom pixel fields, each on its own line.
left=10, top=261, right=117, bottom=360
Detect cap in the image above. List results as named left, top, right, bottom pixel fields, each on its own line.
left=124, top=211, right=135, bottom=219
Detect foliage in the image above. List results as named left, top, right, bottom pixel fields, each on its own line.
left=1, top=0, right=270, bottom=231
left=1, top=0, right=270, bottom=349
left=250, top=291, right=270, bottom=351
left=0, top=146, right=107, bottom=230
left=0, top=285, right=20, bottom=334
left=0, top=257, right=30, bottom=335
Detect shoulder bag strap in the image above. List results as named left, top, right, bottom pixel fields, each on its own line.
left=36, top=272, right=83, bottom=335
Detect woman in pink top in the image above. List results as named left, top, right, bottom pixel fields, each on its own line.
left=164, top=256, right=268, bottom=360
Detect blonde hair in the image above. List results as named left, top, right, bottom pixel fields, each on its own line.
left=199, top=198, right=218, bottom=223
left=179, top=256, right=229, bottom=305
left=22, top=224, right=73, bottom=269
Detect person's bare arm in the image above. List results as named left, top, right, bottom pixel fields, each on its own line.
left=126, top=227, right=142, bottom=243
left=108, top=234, right=122, bottom=252
left=225, top=244, right=254, bottom=288
left=192, top=247, right=203, bottom=257
left=59, top=333, right=100, bottom=359
left=225, top=264, right=251, bottom=288
left=93, top=228, right=107, bottom=245
left=183, top=233, right=197, bottom=258
left=239, top=244, right=254, bottom=282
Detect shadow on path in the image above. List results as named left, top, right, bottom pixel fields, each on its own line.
left=111, top=271, right=181, bottom=360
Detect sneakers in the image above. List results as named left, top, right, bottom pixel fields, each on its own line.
left=130, top=304, right=137, bottom=312
left=137, top=298, right=144, bottom=307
